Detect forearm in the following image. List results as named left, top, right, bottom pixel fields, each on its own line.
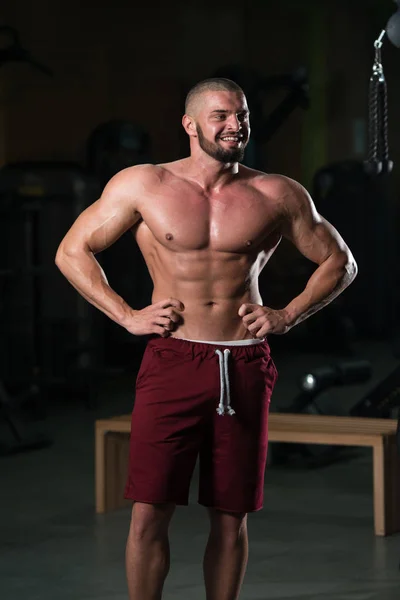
left=55, top=247, right=134, bottom=327
left=283, top=251, right=357, bottom=328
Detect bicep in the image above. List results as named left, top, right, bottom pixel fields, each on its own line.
left=280, top=181, right=349, bottom=265
left=59, top=171, right=142, bottom=255
left=63, top=196, right=140, bottom=255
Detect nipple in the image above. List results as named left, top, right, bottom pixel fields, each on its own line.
left=246, top=240, right=252, bottom=247
left=165, top=233, right=173, bottom=241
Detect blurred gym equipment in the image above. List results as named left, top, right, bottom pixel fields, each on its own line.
left=0, top=30, right=55, bottom=454
left=272, top=360, right=372, bottom=467
left=86, top=120, right=151, bottom=189
left=310, top=2, right=400, bottom=339
left=351, top=364, right=400, bottom=419
left=272, top=1, right=400, bottom=469
left=370, top=6, right=400, bottom=508
left=0, top=163, right=101, bottom=455
left=0, top=380, right=51, bottom=456
left=0, top=26, right=53, bottom=74
left=0, top=162, right=101, bottom=386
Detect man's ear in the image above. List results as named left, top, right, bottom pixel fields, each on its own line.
left=182, top=114, right=197, bottom=137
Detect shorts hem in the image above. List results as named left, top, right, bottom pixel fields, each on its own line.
left=124, top=494, right=189, bottom=506
left=198, top=501, right=263, bottom=513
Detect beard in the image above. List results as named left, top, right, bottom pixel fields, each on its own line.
left=196, top=124, right=247, bottom=163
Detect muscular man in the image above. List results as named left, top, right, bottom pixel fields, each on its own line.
left=55, top=78, right=357, bottom=600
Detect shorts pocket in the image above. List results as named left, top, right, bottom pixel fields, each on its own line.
left=153, top=348, right=185, bottom=361
left=243, top=353, right=278, bottom=402
left=135, top=347, right=154, bottom=387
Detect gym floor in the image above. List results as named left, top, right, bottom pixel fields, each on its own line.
left=1, top=337, right=400, bottom=600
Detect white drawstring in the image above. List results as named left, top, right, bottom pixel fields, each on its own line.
left=215, top=349, right=236, bottom=416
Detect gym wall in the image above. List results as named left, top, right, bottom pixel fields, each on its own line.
left=1, top=0, right=399, bottom=189
left=1, top=0, right=400, bottom=343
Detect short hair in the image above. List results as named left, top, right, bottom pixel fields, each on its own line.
left=184, top=78, right=245, bottom=116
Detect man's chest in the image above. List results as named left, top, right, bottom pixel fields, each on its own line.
left=137, top=187, right=279, bottom=253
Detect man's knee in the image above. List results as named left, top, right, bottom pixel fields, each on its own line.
left=207, top=507, right=248, bottom=537
left=129, top=501, right=176, bottom=540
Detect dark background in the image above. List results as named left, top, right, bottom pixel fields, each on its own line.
left=1, top=1, right=399, bottom=176
left=1, top=2, right=400, bottom=598
left=0, top=0, right=400, bottom=421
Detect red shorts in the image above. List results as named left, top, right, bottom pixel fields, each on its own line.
left=124, top=335, right=278, bottom=513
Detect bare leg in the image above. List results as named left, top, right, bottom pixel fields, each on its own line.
left=125, top=502, right=176, bottom=600
left=203, top=509, right=249, bottom=600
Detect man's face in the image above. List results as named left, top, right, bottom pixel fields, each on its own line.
left=194, top=91, right=250, bottom=163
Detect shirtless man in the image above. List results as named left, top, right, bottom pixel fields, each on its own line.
left=55, top=78, right=357, bottom=600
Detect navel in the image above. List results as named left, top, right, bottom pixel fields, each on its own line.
left=165, top=233, right=174, bottom=241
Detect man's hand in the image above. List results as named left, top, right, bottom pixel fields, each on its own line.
left=238, top=303, right=290, bottom=338
left=124, top=297, right=185, bottom=337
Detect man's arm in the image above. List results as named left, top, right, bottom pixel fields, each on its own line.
left=277, top=175, right=357, bottom=329
left=55, top=165, right=152, bottom=328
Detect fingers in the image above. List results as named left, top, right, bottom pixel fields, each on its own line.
left=156, top=297, right=185, bottom=311
left=251, top=321, right=270, bottom=338
left=156, top=316, right=175, bottom=330
left=241, top=308, right=264, bottom=325
left=152, top=299, right=184, bottom=334
left=246, top=317, right=266, bottom=336
left=154, top=325, right=170, bottom=337
left=242, top=313, right=258, bottom=325
left=238, top=303, right=254, bottom=317
left=238, top=303, right=265, bottom=319
left=160, top=308, right=182, bottom=323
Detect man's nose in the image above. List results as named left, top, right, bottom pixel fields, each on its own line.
left=226, top=115, right=241, bottom=130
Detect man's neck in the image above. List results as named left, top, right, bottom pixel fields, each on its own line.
left=184, top=155, right=240, bottom=192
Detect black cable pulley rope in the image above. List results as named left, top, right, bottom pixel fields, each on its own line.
left=365, top=32, right=393, bottom=175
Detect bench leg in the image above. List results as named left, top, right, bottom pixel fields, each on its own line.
left=95, top=424, right=106, bottom=514
left=104, top=432, right=131, bottom=513
left=373, top=436, right=400, bottom=536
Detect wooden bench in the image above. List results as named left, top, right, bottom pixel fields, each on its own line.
left=95, top=413, right=400, bottom=536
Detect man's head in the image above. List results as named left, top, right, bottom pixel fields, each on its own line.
left=182, top=78, right=250, bottom=164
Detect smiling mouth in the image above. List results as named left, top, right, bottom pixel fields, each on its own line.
left=219, top=136, right=243, bottom=144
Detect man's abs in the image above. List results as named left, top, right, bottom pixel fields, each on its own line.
left=155, top=293, right=261, bottom=341
left=135, top=225, right=267, bottom=341
left=130, top=164, right=281, bottom=341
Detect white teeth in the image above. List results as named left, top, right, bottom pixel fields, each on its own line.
left=221, top=137, right=240, bottom=141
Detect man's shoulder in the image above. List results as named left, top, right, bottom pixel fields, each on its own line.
left=104, top=163, right=167, bottom=193
left=115, top=163, right=162, bottom=182
left=245, top=169, right=309, bottom=205
left=240, top=167, right=298, bottom=194
left=239, top=168, right=315, bottom=221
